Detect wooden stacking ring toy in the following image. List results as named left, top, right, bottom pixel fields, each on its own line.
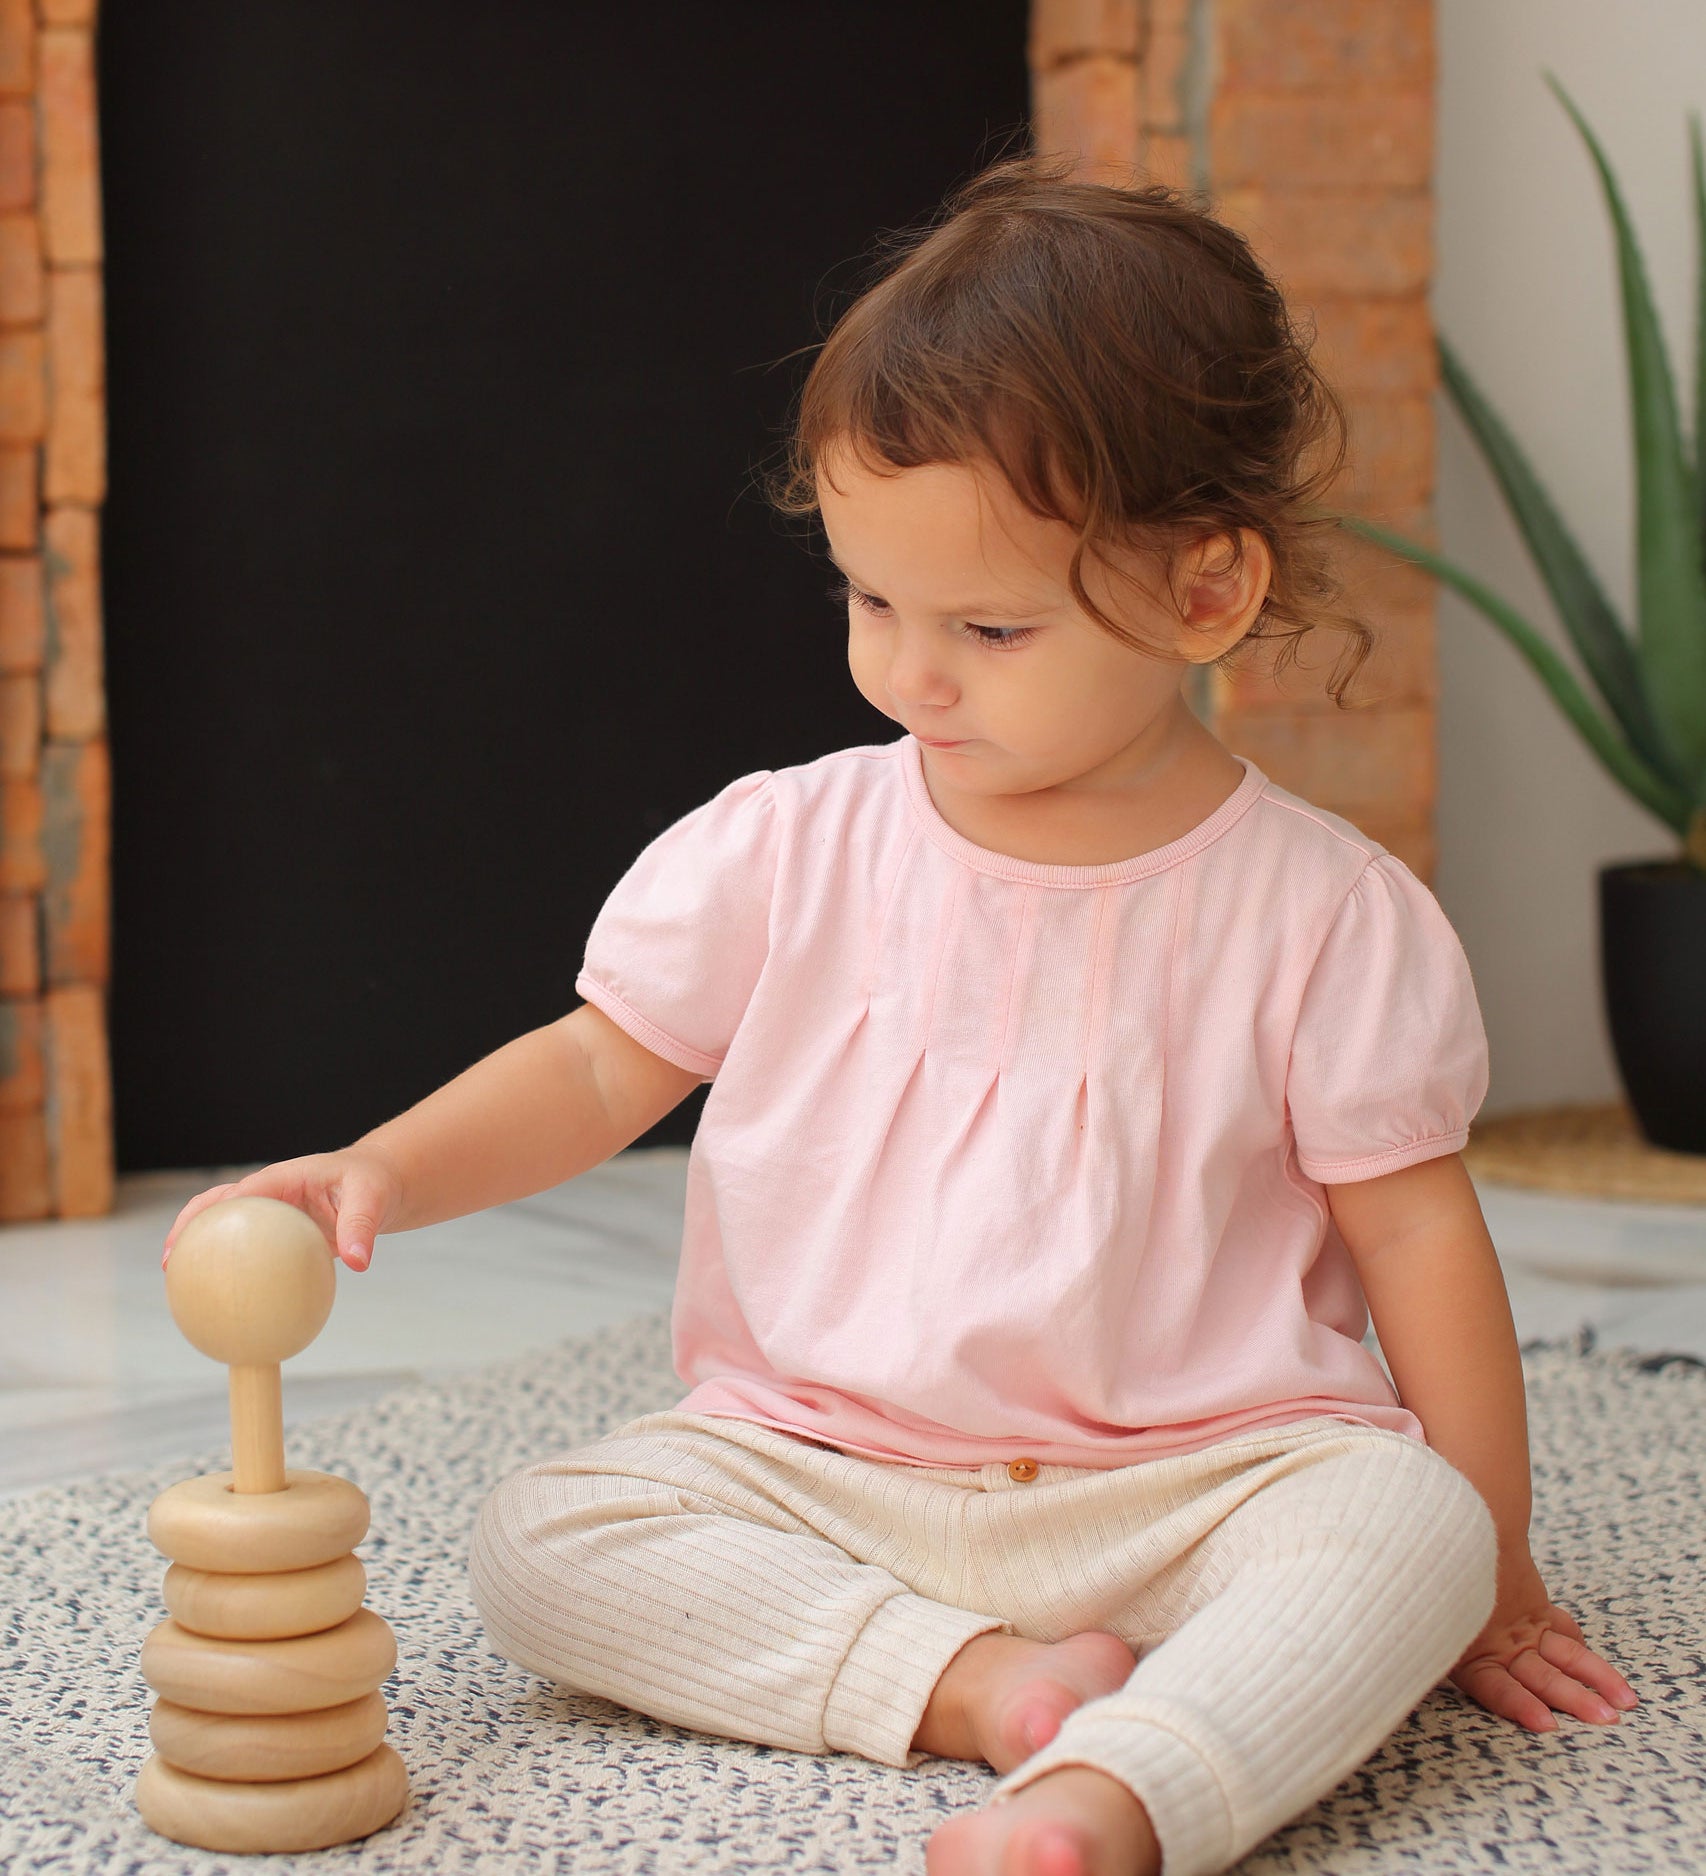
left=134, top=1196, right=409, bottom=1852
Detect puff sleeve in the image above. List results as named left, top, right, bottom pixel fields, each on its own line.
left=1286, top=853, right=1490, bottom=1183
left=574, top=769, right=778, bottom=1081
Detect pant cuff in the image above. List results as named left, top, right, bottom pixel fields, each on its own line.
left=821, top=1592, right=1010, bottom=1769
left=987, top=1702, right=1234, bottom=1876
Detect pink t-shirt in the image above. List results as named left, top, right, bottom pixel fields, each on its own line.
left=575, top=734, right=1489, bottom=1468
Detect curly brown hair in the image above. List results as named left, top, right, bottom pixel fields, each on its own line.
left=760, top=151, right=1373, bottom=705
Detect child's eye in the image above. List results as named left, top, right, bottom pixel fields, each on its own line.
left=828, top=574, right=891, bottom=617
left=825, top=575, right=1038, bottom=650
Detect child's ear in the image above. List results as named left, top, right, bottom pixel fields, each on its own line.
left=1176, top=529, right=1272, bottom=660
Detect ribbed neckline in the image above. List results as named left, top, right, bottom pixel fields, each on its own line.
left=898, top=733, right=1268, bottom=886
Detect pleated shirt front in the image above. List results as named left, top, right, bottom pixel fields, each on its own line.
left=575, top=734, right=1489, bottom=1468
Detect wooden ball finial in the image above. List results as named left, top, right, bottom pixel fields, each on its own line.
left=165, top=1197, right=336, bottom=1494
left=166, top=1197, right=336, bottom=1367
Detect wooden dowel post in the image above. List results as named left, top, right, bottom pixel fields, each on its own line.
left=229, top=1363, right=286, bottom=1494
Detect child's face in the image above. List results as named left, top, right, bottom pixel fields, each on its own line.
left=816, top=448, right=1239, bottom=804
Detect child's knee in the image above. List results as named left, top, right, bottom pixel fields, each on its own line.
left=468, top=1464, right=609, bottom=1641
left=467, top=1466, right=548, bottom=1649
left=1264, top=1435, right=1498, bottom=1633
left=1417, top=1445, right=1500, bottom=1634
left=1357, top=1437, right=1499, bottom=1644
left=466, top=1462, right=700, bottom=1648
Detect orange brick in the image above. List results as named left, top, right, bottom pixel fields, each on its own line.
left=0, top=1099, right=49, bottom=1215
left=1210, top=92, right=1432, bottom=192
left=1217, top=0, right=1434, bottom=92
left=0, top=771, right=43, bottom=887
left=1378, top=819, right=1434, bottom=880
left=0, top=99, right=29, bottom=213
left=1331, top=506, right=1438, bottom=604
left=0, top=548, right=40, bottom=668
left=38, top=27, right=99, bottom=265
left=1308, top=296, right=1436, bottom=398
left=43, top=264, right=100, bottom=501
left=1138, top=132, right=1195, bottom=195
left=1029, top=0, right=1143, bottom=67
left=0, top=210, right=40, bottom=323
left=1217, top=611, right=1435, bottom=715
left=0, top=441, right=34, bottom=545
left=1138, top=23, right=1192, bottom=134
left=1031, top=55, right=1144, bottom=183
left=1337, top=392, right=1435, bottom=509
left=44, top=978, right=110, bottom=1213
left=1213, top=701, right=1435, bottom=822
left=1216, top=525, right=1439, bottom=715
left=0, top=983, right=40, bottom=1104
left=1327, top=523, right=1439, bottom=703
left=40, top=733, right=103, bottom=984
left=0, top=0, right=34, bottom=95
left=0, top=891, right=34, bottom=990
left=35, top=0, right=94, bottom=23
left=42, top=502, right=95, bottom=735
left=0, top=327, right=44, bottom=439
left=1217, top=188, right=1433, bottom=298
left=0, top=667, right=35, bottom=771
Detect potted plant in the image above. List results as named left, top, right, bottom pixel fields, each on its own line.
left=1348, top=75, right=1706, bottom=1156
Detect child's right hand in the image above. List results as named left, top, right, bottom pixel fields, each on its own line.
left=162, top=1149, right=404, bottom=1275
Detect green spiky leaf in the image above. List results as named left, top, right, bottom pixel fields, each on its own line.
left=1545, top=72, right=1706, bottom=789
left=1344, top=516, right=1693, bottom=834
left=1436, top=334, right=1687, bottom=791
left=1691, top=110, right=1706, bottom=539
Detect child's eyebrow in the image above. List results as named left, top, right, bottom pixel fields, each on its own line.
left=824, top=549, right=1057, bottom=620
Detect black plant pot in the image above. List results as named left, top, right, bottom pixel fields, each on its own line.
left=1599, top=860, right=1706, bottom=1154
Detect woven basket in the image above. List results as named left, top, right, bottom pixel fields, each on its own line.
left=1463, top=1100, right=1706, bottom=1205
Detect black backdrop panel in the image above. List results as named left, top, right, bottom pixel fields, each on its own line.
left=100, top=3, right=1031, bottom=1168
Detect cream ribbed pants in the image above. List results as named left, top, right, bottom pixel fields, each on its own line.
left=469, top=1407, right=1497, bottom=1876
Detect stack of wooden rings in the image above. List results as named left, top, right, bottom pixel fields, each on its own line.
left=134, top=1197, right=409, bottom=1853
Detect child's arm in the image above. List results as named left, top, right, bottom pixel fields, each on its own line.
left=353, top=1003, right=704, bottom=1233
left=163, top=1004, right=702, bottom=1272
left=1326, top=1152, right=1639, bottom=1731
left=1328, top=1154, right=1533, bottom=1562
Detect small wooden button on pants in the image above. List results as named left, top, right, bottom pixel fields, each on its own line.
left=471, top=1409, right=1495, bottom=1876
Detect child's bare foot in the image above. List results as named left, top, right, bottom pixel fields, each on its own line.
left=925, top=1765, right=1161, bottom=1876
left=913, top=1630, right=1136, bottom=1774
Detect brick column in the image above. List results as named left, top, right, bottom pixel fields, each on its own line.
left=0, top=0, right=110, bottom=1218
left=1030, top=0, right=1441, bottom=880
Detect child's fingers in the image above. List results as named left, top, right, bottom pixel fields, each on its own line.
left=1455, top=1635, right=1631, bottom=1731
left=1505, top=1647, right=1624, bottom=1725
left=159, top=1159, right=392, bottom=1276
left=1536, top=1628, right=1639, bottom=1709
left=161, top=1184, right=240, bottom=1265
left=1493, top=1643, right=1636, bottom=1725
left=333, top=1177, right=393, bottom=1272
left=1454, top=1658, right=1557, bottom=1732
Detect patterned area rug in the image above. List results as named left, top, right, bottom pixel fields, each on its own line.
left=2, top=1313, right=1702, bottom=1874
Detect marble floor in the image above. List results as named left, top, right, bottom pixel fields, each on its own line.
left=3, top=1147, right=1704, bottom=1502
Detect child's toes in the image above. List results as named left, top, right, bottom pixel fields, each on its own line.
left=1020, top=1703, right=1067, bottom=1755
left=982, top=1685, right=1071, bottom=1771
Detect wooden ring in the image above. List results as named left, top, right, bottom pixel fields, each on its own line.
left=150, top=1691, right=388, bottom=1782
left=135, top=1742, right=408, bottom=1853
left=147, top=1470, right=368, bottom=1573
left=163, top=1553, right=367, bottom=1640
left=141, top=1607, right=397, bottom=1714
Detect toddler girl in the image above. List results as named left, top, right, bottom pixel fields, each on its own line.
left=167, top=154, right=1636, bottom=1876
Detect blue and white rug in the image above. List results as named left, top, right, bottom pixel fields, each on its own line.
left=1, top=1313, right=1701, bottom=1873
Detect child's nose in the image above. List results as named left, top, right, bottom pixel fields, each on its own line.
left=885, top=628, right=957, bottom=710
